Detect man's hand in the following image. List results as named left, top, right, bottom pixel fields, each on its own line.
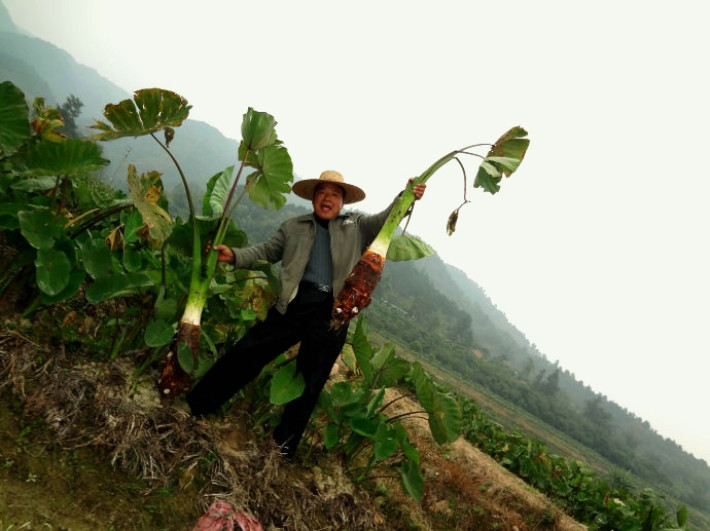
left=407, top=178, right=427, bottom=200
left=207, top=243, right=235, bottom=263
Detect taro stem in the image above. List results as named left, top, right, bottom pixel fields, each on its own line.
left=330, top=147, right=465, bottom=329
left=331, top=125, right=530, bottom=329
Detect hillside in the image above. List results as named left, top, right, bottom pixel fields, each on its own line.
left=0, top=312, right=588, bottom=530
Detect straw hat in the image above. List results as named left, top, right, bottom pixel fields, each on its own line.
left=292, top=170, right=366, bottom=204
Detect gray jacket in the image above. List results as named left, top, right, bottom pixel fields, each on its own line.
left=233, top=198, right=397, bottom=314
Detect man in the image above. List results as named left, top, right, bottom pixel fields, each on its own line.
left=186, top=170, right=426, bottom=459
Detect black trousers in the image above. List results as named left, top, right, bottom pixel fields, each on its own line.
left=186, top=284, right=348, bottom=457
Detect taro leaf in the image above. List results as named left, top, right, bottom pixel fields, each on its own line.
left=40, top=268, right=84, bottom=304
left=374, top=422, right=398, bottom=461
left=18, top=208, right=64, bottom=250
left=154, top=296, right=179, bottom=321
left=329, top=381, right=366, bottom=407
left=366, top=388, right=386, bottom=417
left=127, top=165, right=173, bottom=246
left=351, top=316, right=375, bottom=384
left=203, top=166, right=234, bottom=217
left=411, top=362, right=434, bottom=410
left=77, top=234, right=113, bottom=279
left=318, top=388, right=339, bottom=422
left=411, top=362, right=461, bottom=443
left=122, top=246, right=143, bottom=272
left=324, top=423, right=339, bottom=449
left=145, top=319, right=175, bottom=347
left=340, top=343, right=358, bottom=374
left=31, top=98, right=66, bottom=143
left=11, top=176, right=58, bottom=193
left=84, top=271, right=153, bottom=303
left=241, top=107, right=278, bottom=150
left=474, top=126, right=530, bottom=194
left=400, top=460, right=424, bottom=501
left=35, top=247, right=71, bottom=296
left=177, top=342, right=194, bottom=373
left=120, top=207, right=144, bottom=244
left=23, top=139, right=109, bottom=176
left=370, top=343, right=395, bottom=373
left=270, top=361, right=305, bottom=405
left=377, top=356, right=411, bottom=388
left=396, top=423, right=420, bottom=464
left=426, top=391, right=462, bottom=444
left=349, top=416, right=378, bottom=438
left=90, top=88, right=191, bottom=141
left=0, top=203, right=24, bottom=230
left=370, top=343, right=410, bottom=387
left=0, top=81, right=31, bottom=157
left=240, top=143, right=293, bottom=209
left=386, top=234, right=434, bottom=262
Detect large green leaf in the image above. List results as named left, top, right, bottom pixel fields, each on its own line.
left=400, top=460, right=424, bottom=501
left=90, top=88, right=191, bottom=141
left=270, top=362, right=305, bottom=405
left=241, top=144, right=293, bottom=209
left=40, top=268, right=85, bottom=304
left=18, top=208, right=64, bottom=250
left=77, top=234, right=114, bottom=279
left=427, top=391, right=462, bottom=444
left=368, top=343, right=410, bottom=387
left=396, top=423, right=420, bottom=464
left=203, top=166, right=234, bottom=217
left=377, top=356, right=411, bottom=388
left=324, top=423, right=339, bottom=449
left=365, top=388, right=386, bottom=417
left=386, top=234, right=434, bottom=262
left=10, top=176, right=58, bottom=194
left=144, top=319, right=176, bottom=347
left=411, top=362, right=434, bottom=410
left=84, top=271, right=153, bottom=303
left=329, top=381, right=366, bottom=407
left=474, top=126, right=529, bottom=194
left=373, top=422, right=398, bottom=461
left=167, top=216, right=246, bottom=257
left=370, top=343, right=395, bottom=373
left=411, top=362, right=461, bottom=444
left=35, top=248, right=71, bottom=296
left=241, top=107, right=278, bottom=150
left=351, top=316, right=375, bottom=384
left=0, top=81, right=31, bottom=158
left=0, top=203, right=25, bottom=229
left=127, top=165, right=173, bottom=245
left=23, top=139, right=109, bottom=176
left=349, top=416, right=378, bottom=438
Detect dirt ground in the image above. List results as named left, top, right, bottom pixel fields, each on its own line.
left=0, top=324, right=588, bottom=530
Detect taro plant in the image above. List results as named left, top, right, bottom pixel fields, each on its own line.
left=0, top=80, right=124, bottom=309
left=89, top=88, right=293, bottom=400
left=313, top=315, right=462, bottom=500
left=0, top=81, right=185, bottom=355
left=331, top=126, right=530, bottom=329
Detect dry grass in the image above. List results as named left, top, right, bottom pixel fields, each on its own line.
left=0, top=315, right=588, bottom=530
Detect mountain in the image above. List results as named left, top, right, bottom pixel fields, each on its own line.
left=2, top=5, right=710, bottom=520
left=0, top=14, right=239, bottom=194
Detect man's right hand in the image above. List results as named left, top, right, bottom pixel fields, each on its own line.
left=209, top=243, right=235, bottom=263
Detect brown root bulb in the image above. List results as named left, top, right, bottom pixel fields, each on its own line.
left=157, top=322, right=200, bottom=403
left=330, top=250, right=385, bottom=329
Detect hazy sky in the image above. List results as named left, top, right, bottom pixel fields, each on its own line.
left=4, top=1, right=709, bottom=464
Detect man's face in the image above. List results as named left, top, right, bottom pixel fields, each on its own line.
left=312, top=182, right=344, bottom=220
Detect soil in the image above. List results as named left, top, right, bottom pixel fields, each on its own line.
left=0, top=317, right=588, bottom=531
